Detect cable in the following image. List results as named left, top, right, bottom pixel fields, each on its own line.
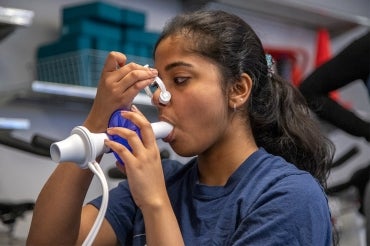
left=82, top=161, right=109, bottom=246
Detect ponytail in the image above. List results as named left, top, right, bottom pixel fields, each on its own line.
left=249, top=72, right=334, bottom=187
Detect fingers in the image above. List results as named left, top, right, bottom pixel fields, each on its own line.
left=109, top=61, right=157, bottom=99
left=120, top=107, right=157, bottom=147
left=95, top=52, right=158, bottom=113
left=102, top=51, right=127, bottom=73
left=102, top=51, right=157, bottom=90
left=116, top=63, right=157, bottom=92
left=104, top=108, right=158, bottom=164
left=130, top=105, right=145, bottom=117
left=104, top=132, right=138, bottom=165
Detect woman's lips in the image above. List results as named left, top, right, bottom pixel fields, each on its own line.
left=158, top=115, right=174, bottom=142
left=162, top=128, right=174, bottom=143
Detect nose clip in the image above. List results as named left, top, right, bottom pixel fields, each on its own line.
left=144, top=65, right=171, bottom=105
left=154, top=76, right=171, bottom=104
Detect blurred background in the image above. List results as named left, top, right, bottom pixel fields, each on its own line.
left=0, top=0, right=369, bottom=245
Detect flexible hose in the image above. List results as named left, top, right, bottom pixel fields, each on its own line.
left=82, top=161, right=109, bottom=246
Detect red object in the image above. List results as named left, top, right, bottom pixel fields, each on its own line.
left=315, top=28, right=347, bottom=105
left=315, top=28, right=332, bottom=66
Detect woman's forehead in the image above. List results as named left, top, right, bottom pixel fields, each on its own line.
left=154, top=35, right=195, bottom=62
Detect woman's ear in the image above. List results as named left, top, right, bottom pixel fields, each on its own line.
left=228, top=73, right=253, bottom=109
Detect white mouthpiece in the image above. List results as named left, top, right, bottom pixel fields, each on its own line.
left=151, top=121, right=173, bottom=139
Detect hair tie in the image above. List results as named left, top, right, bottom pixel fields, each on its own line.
left=265, top=54, right=275, bottom=77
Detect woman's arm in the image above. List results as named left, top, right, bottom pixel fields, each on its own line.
left=141, top=197, right=184, bottom=246
left=27, top=52, right=158, bottom=245
left=106, top=108, right=184, bottom=245
left=26, top=163, right=95, bottom=244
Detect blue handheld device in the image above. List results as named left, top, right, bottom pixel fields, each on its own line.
left=108, top=109, right=141, bottom=164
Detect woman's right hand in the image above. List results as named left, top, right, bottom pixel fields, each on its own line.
left=83, top=51, right=157, bottom=132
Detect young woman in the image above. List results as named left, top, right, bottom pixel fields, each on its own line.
left=27, top=10, right=335, bottom=245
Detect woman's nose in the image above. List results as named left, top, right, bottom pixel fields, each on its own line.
left=151, top=88, right=161, bottom=106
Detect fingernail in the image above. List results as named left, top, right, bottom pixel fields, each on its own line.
left=149, top=68, right=157, bottom=75
left=131, top=104, right=138, bottom=111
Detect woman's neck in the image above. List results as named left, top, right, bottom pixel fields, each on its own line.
left=197, top=122, right=257, bottom=186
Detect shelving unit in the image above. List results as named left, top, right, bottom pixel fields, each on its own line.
left=189, top=0, right=370, bottom=37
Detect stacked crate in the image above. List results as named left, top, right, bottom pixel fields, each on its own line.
left=36, top=1, right=159, bottom=87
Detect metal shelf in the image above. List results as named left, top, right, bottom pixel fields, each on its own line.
left=31, top=80, right=152, bottom=106
left=0, top=6, right=34, bottom=41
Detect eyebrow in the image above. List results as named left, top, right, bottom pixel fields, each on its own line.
left=164, top=61, right=193, bottom=71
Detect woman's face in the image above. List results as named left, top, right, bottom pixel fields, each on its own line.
left=153, top=35, right=230, bottom=157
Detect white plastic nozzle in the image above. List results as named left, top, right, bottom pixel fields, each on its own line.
left=50, top=122, right=173, bottom=168
left=50, top=126, right=109, bottom=169
left=50, top=133, right=86, bottom=164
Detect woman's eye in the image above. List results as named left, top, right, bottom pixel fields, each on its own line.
left=174, top=77, right=188, bottom=84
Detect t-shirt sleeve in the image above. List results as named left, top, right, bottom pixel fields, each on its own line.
left=231, top=174, right=332, bottom=246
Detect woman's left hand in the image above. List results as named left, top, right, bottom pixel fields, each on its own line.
left=104, top=105, right=168, bottom=210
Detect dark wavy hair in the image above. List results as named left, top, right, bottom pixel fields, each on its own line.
left=154, top=10, right=334, bottom=187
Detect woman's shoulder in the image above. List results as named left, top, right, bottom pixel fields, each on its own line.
left=242, top=148, right=326, bottom=203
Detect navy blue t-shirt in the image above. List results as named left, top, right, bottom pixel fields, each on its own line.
left=89, top=148, right=332, bottom=245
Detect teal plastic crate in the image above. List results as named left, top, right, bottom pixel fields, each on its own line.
left=37, top=49, right=153, bottom=87
left=94, top=37, right=121, bottom=51
left=62, top=1, right=145, bottom=29
left=37, top=49, right=108, bottom=87
left=37, top=35, right=92, bottom=58
left=121, top=42, right=136, bottom=56
left=62, top=19, right=122, bottom=40
left=121, top=28, right=160, bottom=47
left=62, top=1, right=122, bottom=25
left=121, top=42, right=153, bottom=58
left=121, top=8, right=145, bottom=28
